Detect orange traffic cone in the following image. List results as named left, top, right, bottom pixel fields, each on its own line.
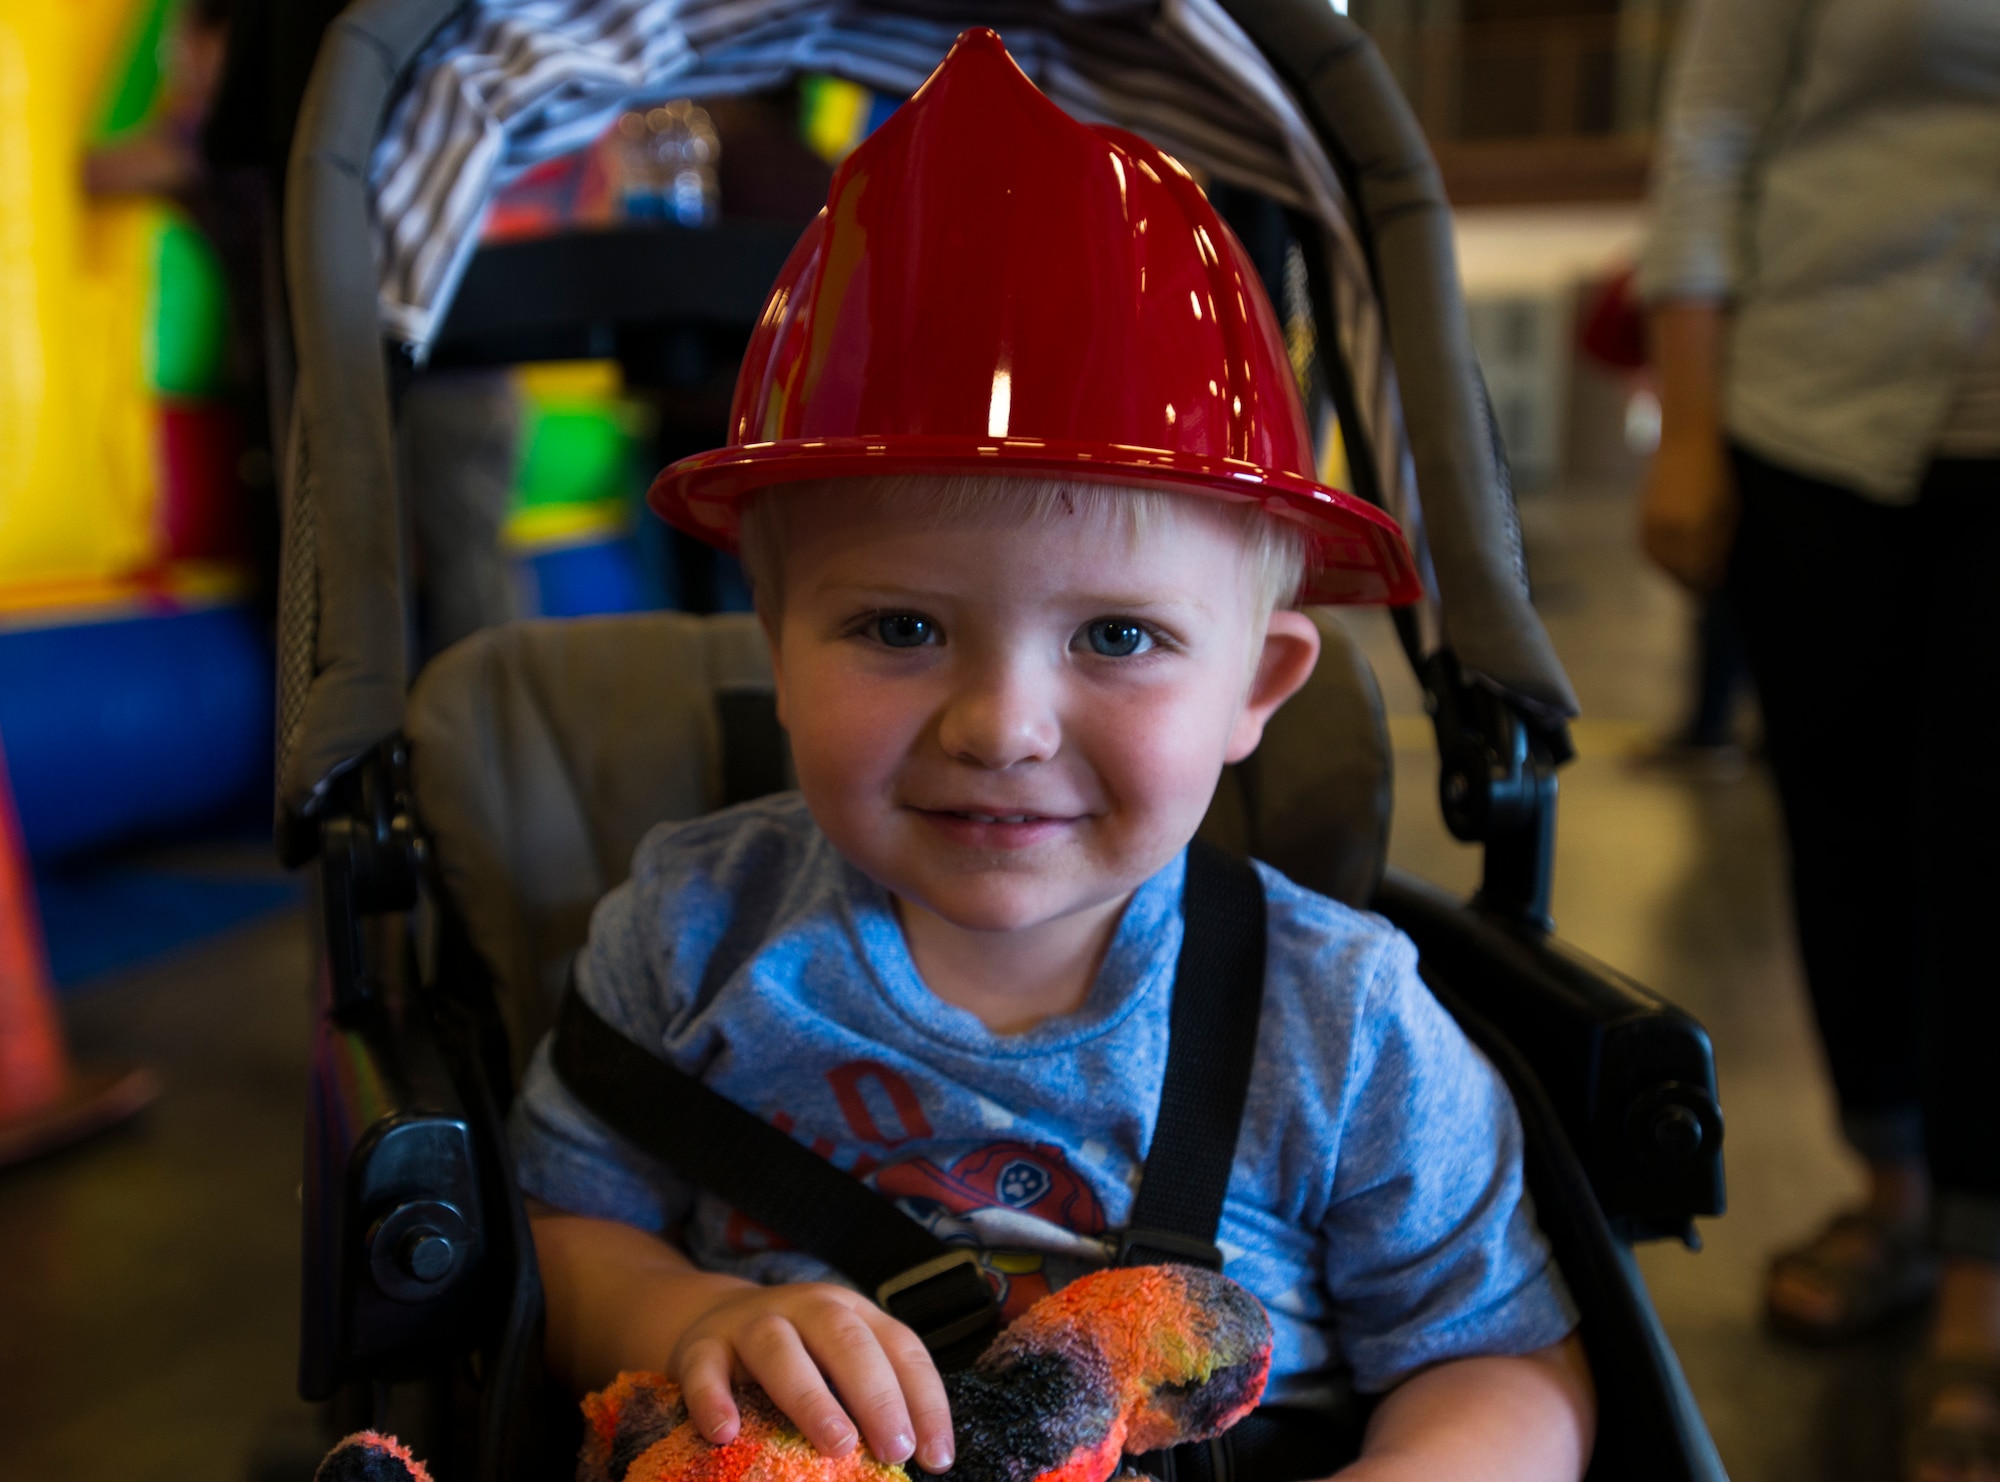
left=0, top=733, right=157, bottom=1167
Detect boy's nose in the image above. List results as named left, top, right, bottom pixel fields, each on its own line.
left=935, top=665, right=1061, bottom=771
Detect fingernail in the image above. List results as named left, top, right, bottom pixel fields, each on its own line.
left=822, top=1425, right=858, bottom=1456
left=885, top=1431, right=915, bottom=1463
left=921, top=1442, right=955, bottom=1472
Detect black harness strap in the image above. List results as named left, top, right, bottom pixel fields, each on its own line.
left=549, top=840, right=1268, bottom=1379
left=1134, top=1405, right=1358, bottom=1482
left=1117, top=841, right=1268, bottom=1271
left=552, top=987, right=1003, bottom=1370
left=714, top=689, right=789, bottom=808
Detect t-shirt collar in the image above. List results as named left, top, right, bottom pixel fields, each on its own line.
left=840, top=848, right=1190, bottom=1056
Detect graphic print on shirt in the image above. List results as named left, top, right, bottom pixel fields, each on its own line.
left=875, top=1139, right=1108, bottom=1317
left=726, top=1056, right=1108, bottom=1318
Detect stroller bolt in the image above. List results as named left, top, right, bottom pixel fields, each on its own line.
left=368, top=1199, right=474, bottom=1301
left=1650, top=1104, right=1704, bottom=1158
left=401, top=1231, right=457, bottom=1283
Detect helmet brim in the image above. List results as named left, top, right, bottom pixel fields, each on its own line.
left=648, top=435, right=1424, bottom=607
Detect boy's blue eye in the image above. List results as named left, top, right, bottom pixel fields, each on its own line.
left=1082, top=618, right=1152, bottom=657
left=875, top=613, right=934, bottom=648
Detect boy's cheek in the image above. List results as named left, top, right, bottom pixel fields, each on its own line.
left=780, top=662, right=918, bottom=756
left=787, top=717, right=903, bottom=808
left=782, top=689, right=928, bottom=838
left=1082, top=686, right=1240, bottom=790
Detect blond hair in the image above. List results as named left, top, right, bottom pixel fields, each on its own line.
left=737, top=474, right=1312, bottom=620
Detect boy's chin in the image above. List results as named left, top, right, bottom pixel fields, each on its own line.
left=891, top=874, right=1127, bottom=936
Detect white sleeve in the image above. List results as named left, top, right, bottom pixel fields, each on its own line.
left=1638, top=0, right=1822, bottom=303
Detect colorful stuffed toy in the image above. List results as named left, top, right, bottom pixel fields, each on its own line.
left=579, top=1264, right=1273, bottom=1482
left=308, top=1264, right=1272, bottom=1482
left=313, top=1430, right=434, bottom=1481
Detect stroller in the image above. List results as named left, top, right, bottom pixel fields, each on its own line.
left=272, top=1, right=1729, bottom=1478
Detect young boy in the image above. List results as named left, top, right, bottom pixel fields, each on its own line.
left=512, top=29, right=1593, bottom=1482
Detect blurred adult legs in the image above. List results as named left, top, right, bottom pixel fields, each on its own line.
left=1683, top=589, right=1750, bottom=749
left=1914, top=459, right=2000, bottom=1258
left=1729, top=446, right=2000, bottom=1261
left=1727, top=448, right=1925, bottom=1166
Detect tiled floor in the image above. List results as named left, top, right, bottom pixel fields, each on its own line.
left=0, top=482, right=1917, bottom=1479
left=0, top=911, right=325, bottom=1480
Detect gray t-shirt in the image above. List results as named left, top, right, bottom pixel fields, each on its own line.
left=510, top=794, right=1576, bottom=1400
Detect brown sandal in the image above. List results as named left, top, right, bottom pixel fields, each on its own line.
left=1765, top=1210, right=1937, bottom=1345
left=1906, top=1356, right=2000, bottom=1481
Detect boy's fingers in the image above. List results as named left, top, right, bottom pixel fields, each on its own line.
left=677, top=1337, right=742, bottom=1444
left=873, top=1317, right=954, bottom=1471
left=739, top=1314, right=860, bottom=1457
left=798, top=1311, right=919, bottom=1465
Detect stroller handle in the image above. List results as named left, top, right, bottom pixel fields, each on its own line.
left=1219, top=0, right=1578, bottom=726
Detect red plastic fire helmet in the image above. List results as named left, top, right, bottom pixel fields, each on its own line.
left=649, top=28, right=1422, bottom=605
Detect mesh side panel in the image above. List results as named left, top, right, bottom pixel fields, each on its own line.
left=276, top=415, right=319, bottom=798
left=1477, top=373, right=1532, bottom=601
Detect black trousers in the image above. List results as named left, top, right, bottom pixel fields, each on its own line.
left=1682, top=588, right=1750, bottom=748
left=1726, top=447, right=2000, bottom=1256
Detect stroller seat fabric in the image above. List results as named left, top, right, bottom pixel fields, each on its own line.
left=408, top=612, right=777, bottom=1075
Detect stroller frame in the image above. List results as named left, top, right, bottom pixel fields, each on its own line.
left=268, top=3, right=1730, bottom=1479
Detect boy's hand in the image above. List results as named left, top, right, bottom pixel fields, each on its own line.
left=674, top=1280, right=956, bottom=1473
left=530, top=1208, right=955, bottom=1471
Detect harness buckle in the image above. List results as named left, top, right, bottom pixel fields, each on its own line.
left=1114, top=1227, right=1225, bottom=1270
left=875, top=1249, right=1002, bottom=1361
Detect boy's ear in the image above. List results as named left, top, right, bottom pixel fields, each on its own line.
left=1224, top=611, right=1321, bottom=764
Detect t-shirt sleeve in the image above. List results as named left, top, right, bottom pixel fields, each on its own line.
left=507, top=869, right=697, bottom=1234
left=1637, top=0, right=1819, bottom=303
left=1319, top=932, right=1578, bottom=1393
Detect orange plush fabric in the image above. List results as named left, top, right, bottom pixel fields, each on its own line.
left=582, top=1375, right=910, bottom=1482
left=578, top=1265, right=1272, bottom=1482
left=313, top=1429, right=435, bottom=1482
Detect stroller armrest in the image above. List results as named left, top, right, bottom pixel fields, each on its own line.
left=300, top=981, right=487, bottom=1400
left=1374, top=868, right=1725, bottom=1240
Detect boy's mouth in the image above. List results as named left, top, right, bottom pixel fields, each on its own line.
left=920, top=804, right=1074, bottom=824
left=912, top=806, right=1079, bottom=848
